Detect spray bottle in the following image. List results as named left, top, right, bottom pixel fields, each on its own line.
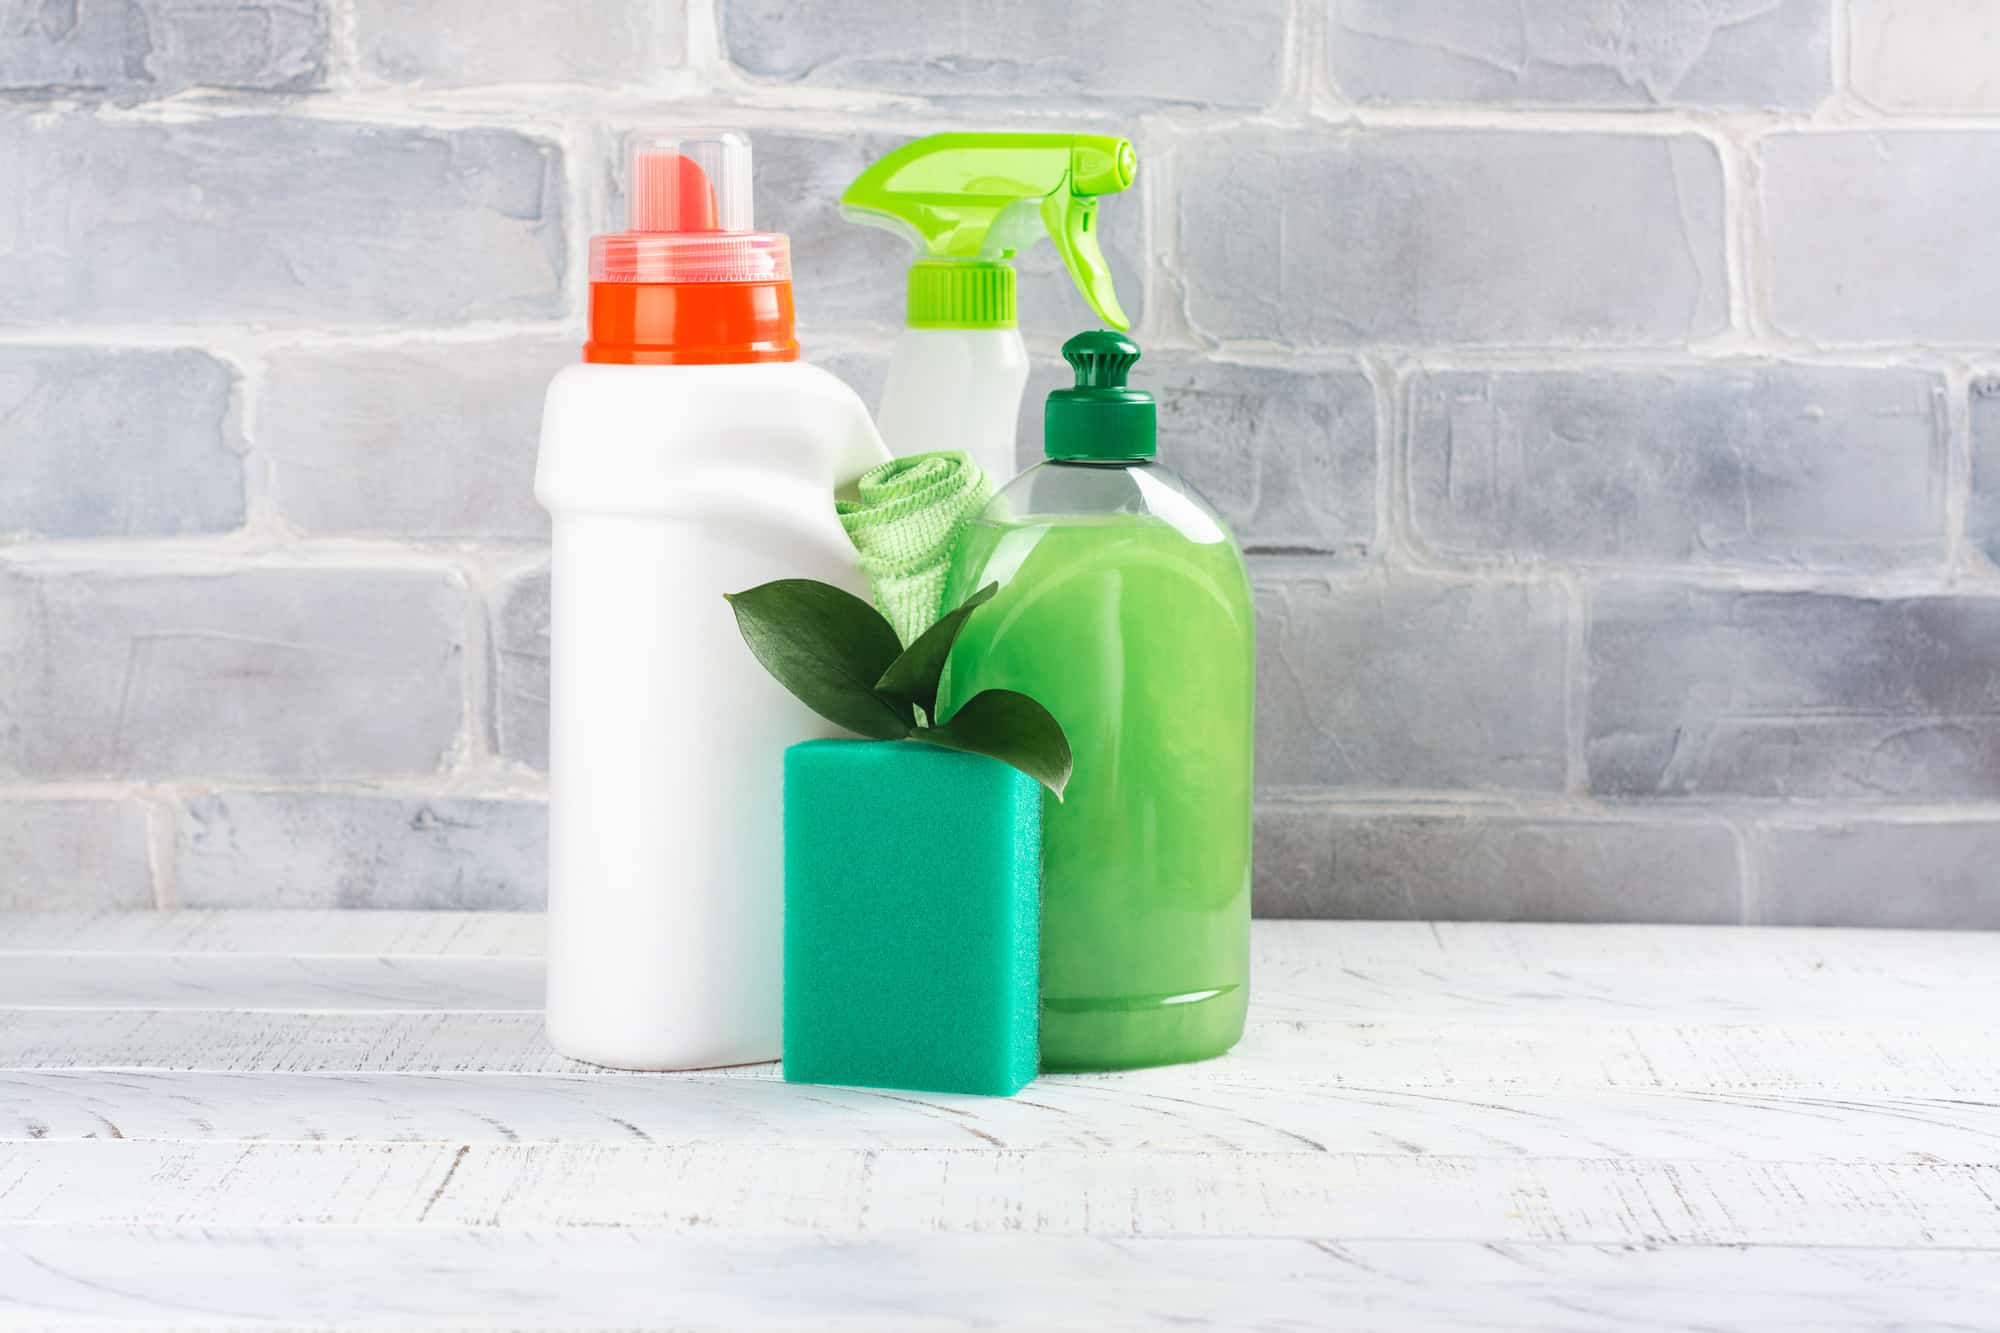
left=841, top=133, right=1137, bottom=482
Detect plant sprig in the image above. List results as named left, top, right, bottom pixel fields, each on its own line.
left=725, top=579, right=1072, bottom=799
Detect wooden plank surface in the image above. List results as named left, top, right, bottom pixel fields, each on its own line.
left=7, top=910, right=2000, bottom=975
left=10, top=1070, right=2000, bottom=1160
left=11, top=943, right=1999, bottom=1023
left=6, top=1006, right=1998, bottom=1098
left=4, top=1230, right=1997, bottom=1332
left=0, top=910, right=545, bottom=957
left=4, top=1139, right=1999, bottom=1246
left=0, top=911, right=1995, bottom=1331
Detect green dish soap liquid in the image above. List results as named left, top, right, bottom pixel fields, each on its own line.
left=941, top=331, right=1254, bottom=1072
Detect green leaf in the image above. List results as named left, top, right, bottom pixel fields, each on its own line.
left=724, top=580, right=913, bottom=740
left=874, top=583, right=999, bottom=722
left=923, top=688, right=1074, bottom=800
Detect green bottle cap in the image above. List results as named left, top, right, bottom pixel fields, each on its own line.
left=1045, top=330, right=1156, bottom=462
left=907, top=261, right=1017, bottom=329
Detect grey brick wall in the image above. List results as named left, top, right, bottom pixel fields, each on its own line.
left=3, top=0, right=1996, bottom=925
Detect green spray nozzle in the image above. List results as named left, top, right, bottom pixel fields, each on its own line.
left=841, top=132, right=1137, bottom=331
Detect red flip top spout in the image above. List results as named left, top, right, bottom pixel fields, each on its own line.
left=585, top=130, right=797, bottom=365
left=632, top=151, right=720, bottom=233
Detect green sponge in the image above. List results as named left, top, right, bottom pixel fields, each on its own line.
left=784, top=739, right=1040, bottom=1096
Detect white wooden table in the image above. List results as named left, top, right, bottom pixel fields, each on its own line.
left=1, top=912, right=1998, bottom=1330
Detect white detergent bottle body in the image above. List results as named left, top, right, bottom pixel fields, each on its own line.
left=876, top=325, right=1028, bottom=482
left=536, top=128, right=889, bottom=1070
left=537, top=360, right=888, bottom=1070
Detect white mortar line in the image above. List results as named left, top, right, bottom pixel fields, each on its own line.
left=0, top=775, right=549, bottom=808
left=0, top=322, right=583, bottom=355
left=681, top=0, right=726, bottom=80
left=14, top=324, right=2000, bottom=369
left=324, top=0, right=360, bottom=91
left=1710, top=123, right=1758, bottom=341
left=1133, top=113, right=1196, bottom=351
left=450, top=545, right=544, bottom=779
left=0, top=538, right=539, bottom=573
left=1560, top=572, right=1590, bottom=802
left=1937, top=361, right=1973, bottom=580
left=13, top=779, right=1998, bottom=829
left=1728, top=815, right=1760, bottom=925
left=1831, top=0, right=1856, bottom=101
left=29, top=53, right=2000, bottom=140
left=229, top=343, right=294, bottom=545
left=66, top=74, right=2000, bottom=140
left=6, top=535, right=1988, bottom=600
left=1250, top=549, right=2000, bottom=598
left=1279, top=0, right=1320, bottom=115
left=140, top=792, right=180, bottom=910
left=1318, top=346, right=1973, bottom=371
left=1253, top=790, right=2000, bottom=825
left=1362, top=356, right=1411, bottom=564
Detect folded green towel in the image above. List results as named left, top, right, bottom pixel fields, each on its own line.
left=837, top=451, right=994, bottom=645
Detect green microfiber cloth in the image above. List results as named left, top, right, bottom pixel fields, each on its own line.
left=836, top=451, right=994, bottom=645
left=783, top=739, right=1040, bottom=1096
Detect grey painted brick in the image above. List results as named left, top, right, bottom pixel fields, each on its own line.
left=1752, top=820, right=2000, bottom=927
left=1587, top=583, right=2000, bottom=800
left=493, top=564, right=549, bottom=771
left=0, top=116, right=565, bottom=326
left=0, top=799, right=154, bottom=909
left=0, top=346, right=244, bottom=539
left=356, top=0, right=684, bottom=87
left=262, top=339, right=570, bottom=540
left=1255, top=807, right=1741, bottom=922
left=1409, top=367, right=1947, bottom=570
left=0, top=0, right=326, bottom=98
left=1968, top=378, right=2000, bottom=569
left=1180, top=130, right=1726, bottom=347
left=1850, top=0, right=2000, bottom=114
left=1328, top=0, right=1830, bottom=110
left=721, top=129, right=1146, bottom=335
left=722, top=0, right=1286, bottom=108
left=1765, top=132, right=2000, bottom=343
left=1016, top=353, right=1377, bottom=554
left=178, top=791, right=544, bottom=909
left=0, top=567, right=466, bottom=779
left=1256, top=567, right=1569, bottom=792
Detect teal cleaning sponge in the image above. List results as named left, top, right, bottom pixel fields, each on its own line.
left=784, top=739, right=1040, bottom=1096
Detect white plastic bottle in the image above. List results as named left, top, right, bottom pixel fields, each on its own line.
left=873, top=324, right=1027, bottom=484
left=839, top=133, right=1138, bottom=483
left=535, top=130, right=889, bottom=1070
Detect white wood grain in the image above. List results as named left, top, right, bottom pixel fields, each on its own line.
left=0, top=955, right=542, bottom=1011
left=3, top=1140, right=1998, bottom=1246
left=3, top=911, right=1998, bottom=1329
left=4, top=1007, right=1997, bottom=1098
left=9, top=913, right=2000, bottom=977
left=7, top=1070, right=2000, bottom=1163
left=0, top=911, right=544, bottom=957
left=2, top=1230, right=1995, bottom=1332
left=11, top=947, right=2000, bottom=1025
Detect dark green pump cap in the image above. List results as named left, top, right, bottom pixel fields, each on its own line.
left=1044, top=329, right=1156, bottom=462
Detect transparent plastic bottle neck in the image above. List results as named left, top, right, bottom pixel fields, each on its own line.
left=979, top=459, right=1231, bottom=546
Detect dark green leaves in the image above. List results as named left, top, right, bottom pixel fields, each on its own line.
left=930, top=689, right=1073, bottom=801
left=724, top=580, right=911, bottom=740
left=874, top=582, right=997, bottom=722
left=724, top=579, right=1072, bottom=797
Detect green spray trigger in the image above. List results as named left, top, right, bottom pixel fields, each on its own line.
left=841, top=132, right=1136, bottom=331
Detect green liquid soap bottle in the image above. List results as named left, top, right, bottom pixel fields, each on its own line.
left=940, top=331, right=1254, bottom=1072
